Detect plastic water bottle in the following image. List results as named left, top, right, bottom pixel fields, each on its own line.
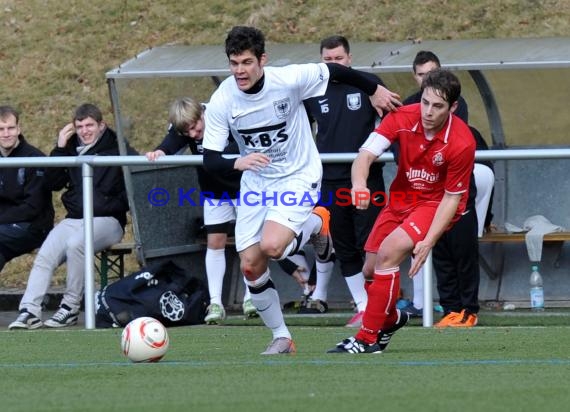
left=529, top=265, right=544, bottom=311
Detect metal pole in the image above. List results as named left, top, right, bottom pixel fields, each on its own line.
left=107, top=78, right=144, bottom=266
left=422, top=251, right=434, bottom=327
left=82, top=162, right=96, bottom=329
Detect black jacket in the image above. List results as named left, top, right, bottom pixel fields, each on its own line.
left=156, top=126, right=241, bottom=199
left=0, top=135, right=54, bottom=234
left=48, top=127, right=136, bottom=228
left=304, top=71, right=385, bottom=182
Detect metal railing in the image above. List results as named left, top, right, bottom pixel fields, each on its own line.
left=2, top=147, right=570, bottom=328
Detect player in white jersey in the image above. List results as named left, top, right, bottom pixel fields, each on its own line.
left=203, top=26, right=401, bottom=355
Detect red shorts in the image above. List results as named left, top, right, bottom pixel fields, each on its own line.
left=364, top=204, right=439, bottom=253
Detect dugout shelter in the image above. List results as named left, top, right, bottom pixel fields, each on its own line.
left=106, top=37, right=570, bottom=310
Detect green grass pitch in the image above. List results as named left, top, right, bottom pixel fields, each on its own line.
left=2, top=313, right=570, bottom=412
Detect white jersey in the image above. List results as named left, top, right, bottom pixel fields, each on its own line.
left=203, top=63, right=330, bottom=182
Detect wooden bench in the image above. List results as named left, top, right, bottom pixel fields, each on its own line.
left=95, top=242, right=136, bottom=287
left=478, top=231, right=570, bottom=279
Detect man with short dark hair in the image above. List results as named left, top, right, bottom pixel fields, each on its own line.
left=404, top=50, right=468, bottom=123
left=400, top=51, right=493, bottom=326
left=203, top=26, right=401, bottom=354
left=329, top=69, right=475, bottom=353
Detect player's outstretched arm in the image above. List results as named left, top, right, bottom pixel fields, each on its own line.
left=351, top=149, right=377, bottom=210
left=326, top=63, right=401, bottom=115
left=409, top=192, right=461, bottom=277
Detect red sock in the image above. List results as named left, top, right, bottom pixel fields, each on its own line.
left=356, top=268, right=400, bottom=344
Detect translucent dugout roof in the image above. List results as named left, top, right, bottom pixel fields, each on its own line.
left=106, top=37, right=570, bottom=78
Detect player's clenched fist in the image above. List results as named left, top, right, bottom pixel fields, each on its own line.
left=351, top=187, right=370, bottom=210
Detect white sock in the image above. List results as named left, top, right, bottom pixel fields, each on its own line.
left=277, top=213, right=322, bottom=260
left=246, top=269, right=290, bottom=339
left=413, top=263, right=424, bottom=309
left=279, top=237, right=299, bottom=259
left=298, top=213, right=322, bottom=248
left=311, top=260, right=334, bottom=302
left=243, top=276, right=251, bottom=301
left=345, top=272, right=368, bottom=312
left=205, top=248, right=226, bottom=306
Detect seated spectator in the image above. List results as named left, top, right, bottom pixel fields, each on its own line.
left=0, top=105, right=54, bottom=272
left=9, top=103, right=137, bottom=330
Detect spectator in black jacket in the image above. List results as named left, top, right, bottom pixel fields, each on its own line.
left=9, top=103, right=137, bottom=330
left=0, top=106, right=54, bottom=272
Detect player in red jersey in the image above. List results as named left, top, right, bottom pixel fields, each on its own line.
left=328, top=68, right=475, bottom=353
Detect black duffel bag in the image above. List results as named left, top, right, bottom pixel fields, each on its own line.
left=96, top=260, right=208, bottom=328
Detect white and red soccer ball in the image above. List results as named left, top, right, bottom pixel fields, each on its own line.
left=121, top=317, right=169, bottom=362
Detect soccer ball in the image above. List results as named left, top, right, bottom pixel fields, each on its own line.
left=121, top=317, right=169, bottom=363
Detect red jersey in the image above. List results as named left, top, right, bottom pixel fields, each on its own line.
left=375, top=103, right=475, bottom=218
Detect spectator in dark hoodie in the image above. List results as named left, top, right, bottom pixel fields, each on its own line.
left=0, top=105, right=54, bottom=272
left=9, top=103, right=137, bottom=330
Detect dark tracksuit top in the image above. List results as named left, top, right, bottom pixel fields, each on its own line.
left=48, top=127, right=135, bottom=229
left=302, top=71, right=387, bottom=275
left=0, top=135, right=54, bottom=261
left=155, top=125, right=241, bottom=199
left=0, top=135, right=54, bottom=233
left=304, top=71, right=385, bottom=183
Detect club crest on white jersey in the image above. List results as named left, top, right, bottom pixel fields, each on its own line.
left=432, top=152, right=444, bottom=166
left=274, top=98, right=291, bottom=119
